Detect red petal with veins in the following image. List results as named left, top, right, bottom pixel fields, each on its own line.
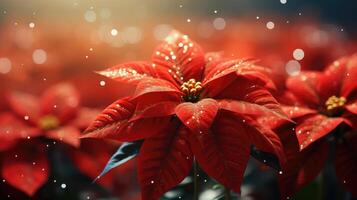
left=82, top=97, right=135, bottom=140
left=243, top=86, right=287, bottom=118
left=6, top=91, right=40, bottom=125
left=244, top=118, right=286, bottom=165
left=138, top=121, right=192, bottom=200
left=203, top=52, right=225, bottom=77
left=1, top=142, right=49, bottom=196
left=132, top=78, right=181, bottom=100
left=334, top=132, right=357, bottom=197
left=83, top=97, right=175, bottom=141
left=282, top=106, right=317, bottom=119
left=278, top=126, right=329, bottom=199
left=96, top=61, right=178, bottom=87
left=41, top=83, right=80, bottom=124
left=152, top=30, right=205, bottom=83
left=317, top=65, right=345, bottom=101
left=131, top=101, right=178, bottom=121
left=320, top=55, right=357, bottom=99
left=46, top=126, right=81, bottom=148
left=0, top=113, right=41, bottom=151
left=218, top=99, right=279, bottom=117
left=83, top=97, right=134, bottom=136
left=175, top=98, right=218, bottom=133
left=296, top=114, right=344, bottom=150
left=188, top=111, right=250, bottom=193
left=203, top=59, right=273, bottom=90
left=286, top=72, right=321, bottom=106
left=210, top=76, right=287, bottom=121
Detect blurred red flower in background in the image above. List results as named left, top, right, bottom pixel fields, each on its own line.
left=0, top=82, right=139, bottom=198
left=276, top=54, right=357, bottom=198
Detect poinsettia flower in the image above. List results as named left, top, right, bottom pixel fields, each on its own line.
left=0, top=82, right=99, bottom=196
left=83, top=30, right=288, bottom=200
left=285, top=54, right=357, bottom=150
left=4, top=82, right=81, bottom=147
left=277, top=54, right=357, bottom=198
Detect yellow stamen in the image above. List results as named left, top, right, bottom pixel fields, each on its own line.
left=181, top=79, right=202, bottom=102
left=325, top=96, right=346, bottom=111
left=38, top=115, right=60, bottom=130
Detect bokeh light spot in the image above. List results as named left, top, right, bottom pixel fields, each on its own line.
left=84, top=10, right=96, bottom=22
left=285, top=60, right=301, bottom=76
left=293, top=48, right=305, bottom=60
left=0, top=58, right=12, bottom=74
left=32, top=49, right=47, bottom=64
left=266, top=21, right=275, bottom=30
left=213, top=17, right=226, bottom=30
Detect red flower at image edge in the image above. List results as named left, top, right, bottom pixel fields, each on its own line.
left=0, top=83, right=97, bottom=196
left=277, top=54, right=357, bottom=198
left=83, top=30, right=289, bottom=200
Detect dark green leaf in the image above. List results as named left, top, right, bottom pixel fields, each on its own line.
left=250, top=146, right=281, bottom=170
left=94, top=141, right=142, bottom=182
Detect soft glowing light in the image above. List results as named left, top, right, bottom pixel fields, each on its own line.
left=153, top=24, right=172, bottom=41
left=61, top=183, right=66, bottom=189
left=0, top=58, right=12, bottom=74
left=32, top=49, right=47, bottom=64
left=266, top=21, right=275, bottom=30
left=293, top=48, right=305, bottom=60
left=110, top=28, right=118, bottom=36
left=29, top=22, right=35, bottom=29
left=213, top=17, right=226, bottom=30
left=280, top=0, right=287, bottom=4
left=285, top=60, right=301, bottom=76
left=122, top=27, right=142, bottom=44
left=200, top=189, right=220, bottom=200
left=99, top=80, right=106, bottom=86
left=84, top=10, right=96, bottom=22
left=187, top=18, right=191, bottom=23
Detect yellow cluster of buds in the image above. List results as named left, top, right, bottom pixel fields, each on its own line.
left=325, top=95, right=346, bottom=111
left=38, top=115, right=60, bottom=130
left=180, top=79, right=202, bottom=102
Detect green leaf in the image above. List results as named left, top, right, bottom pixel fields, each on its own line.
left=94, top=141, right=142, bottom=182
left=250, top=146, right=281, bottom=170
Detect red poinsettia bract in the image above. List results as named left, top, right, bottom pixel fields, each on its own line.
left=277, top=54, right=357, bottom=198
left=83, top=31, right=288, bottom=200
left=0, top=82, right=96, bottom=196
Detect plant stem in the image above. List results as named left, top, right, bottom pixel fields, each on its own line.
left=193, top=158, right=199, bottom=200
left=224, top=186, right=232, bottom=200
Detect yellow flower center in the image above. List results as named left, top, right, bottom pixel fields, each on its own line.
left=325, top=95, right=346, bottom=111
left=180, top=79, right=202, bottom=102
left=38, top=115, right=59, bottom=130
